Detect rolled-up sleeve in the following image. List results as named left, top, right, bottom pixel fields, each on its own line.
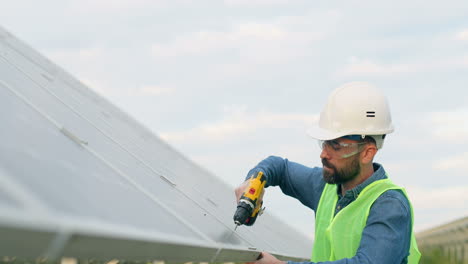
left=245, top=156, right=325, bottom=212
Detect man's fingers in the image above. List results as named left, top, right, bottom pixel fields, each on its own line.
left=256, top=252, right=263, bottom=260
left=235, top=180, right=250, bottom=203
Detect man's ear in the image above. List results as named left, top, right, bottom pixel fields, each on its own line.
left=361, top=145, right=377, bottom=164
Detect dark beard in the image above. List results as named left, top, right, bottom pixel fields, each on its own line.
left=321, top=156, right=360, bottom=184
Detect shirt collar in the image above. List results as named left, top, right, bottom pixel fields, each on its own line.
left=338, top=163, right=387, bottom=199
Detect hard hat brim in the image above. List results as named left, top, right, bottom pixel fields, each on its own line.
left=308, top=125, right=394, bottom=141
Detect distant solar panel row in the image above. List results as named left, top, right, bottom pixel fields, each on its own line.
left=0, top=26, right=312, bottom=262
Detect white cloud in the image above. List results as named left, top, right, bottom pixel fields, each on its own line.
left=134, top=85, right=176, bottom=96
left=151, top=31, right=221, bottom=57
left=406, top=185, right=468, bottom=210
left=433, top=152, right=468, bottom=171
left=151, top=23, right=287, bottom=56
left=427, top=108, right=468, bottom=142
left=339, top=57, right=425, bottom=77
left=224, top=0, right=302, bottom=7
left=150, top=22, right=322, bottom=63
left=159, top=107, right=318, bottom=144
left=342, top=58, right=413, bottom=76
left=339, top=56, right=468, bottom=77
left=275, top=9, right=342, bottom=28
left=456, top=29, right=468, bottom=41
left=66, top=0, right=183, bottom=14
left=383, top=161, right=419, bottom=176
left=235, top=23, right=286, bottom=39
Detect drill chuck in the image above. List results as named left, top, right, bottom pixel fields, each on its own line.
left=234, top=201, right=253, bottom=226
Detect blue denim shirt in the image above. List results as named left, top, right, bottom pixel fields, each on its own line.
left=246, top=156, right=412, bottom=264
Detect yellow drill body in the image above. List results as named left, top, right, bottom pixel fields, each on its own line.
left=233, top=171, right=266, bottom=227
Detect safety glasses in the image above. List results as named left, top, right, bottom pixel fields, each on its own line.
left=318, top=139, right=369, bottom=159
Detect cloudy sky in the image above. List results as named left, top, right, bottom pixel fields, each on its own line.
left=1, top=0, right=467, bottom=238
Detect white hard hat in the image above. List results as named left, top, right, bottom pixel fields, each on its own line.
left=308, top=82, right=394, bottom=149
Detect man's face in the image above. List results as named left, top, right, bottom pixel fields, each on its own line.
left=319, top=138, right=364, bottom=184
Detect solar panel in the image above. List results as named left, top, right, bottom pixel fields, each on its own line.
left=0, top=25, right=312, bottom=263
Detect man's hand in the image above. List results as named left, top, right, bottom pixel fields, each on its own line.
left=234, top=180, right=265, bottom=204
left=235, top=180, right=250, bottom=203
left=246, top=252, right=287, bottom=264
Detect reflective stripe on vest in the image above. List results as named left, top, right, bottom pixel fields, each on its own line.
left=311, top=178, right=421, bottom=263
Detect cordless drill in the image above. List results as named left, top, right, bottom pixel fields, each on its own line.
left=233, top=171, right=266, bottom=228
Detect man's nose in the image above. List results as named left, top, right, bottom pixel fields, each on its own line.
left=320, top=148, right=330, bottom=160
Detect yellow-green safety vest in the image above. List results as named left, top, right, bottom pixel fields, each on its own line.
left=311, top=178, right=421, bottom=263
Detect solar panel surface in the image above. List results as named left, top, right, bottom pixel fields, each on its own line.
left=0, top=26, right=312, bottom=263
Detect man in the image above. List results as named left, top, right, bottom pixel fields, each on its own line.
left=235, top=82, right=420, bottom=264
